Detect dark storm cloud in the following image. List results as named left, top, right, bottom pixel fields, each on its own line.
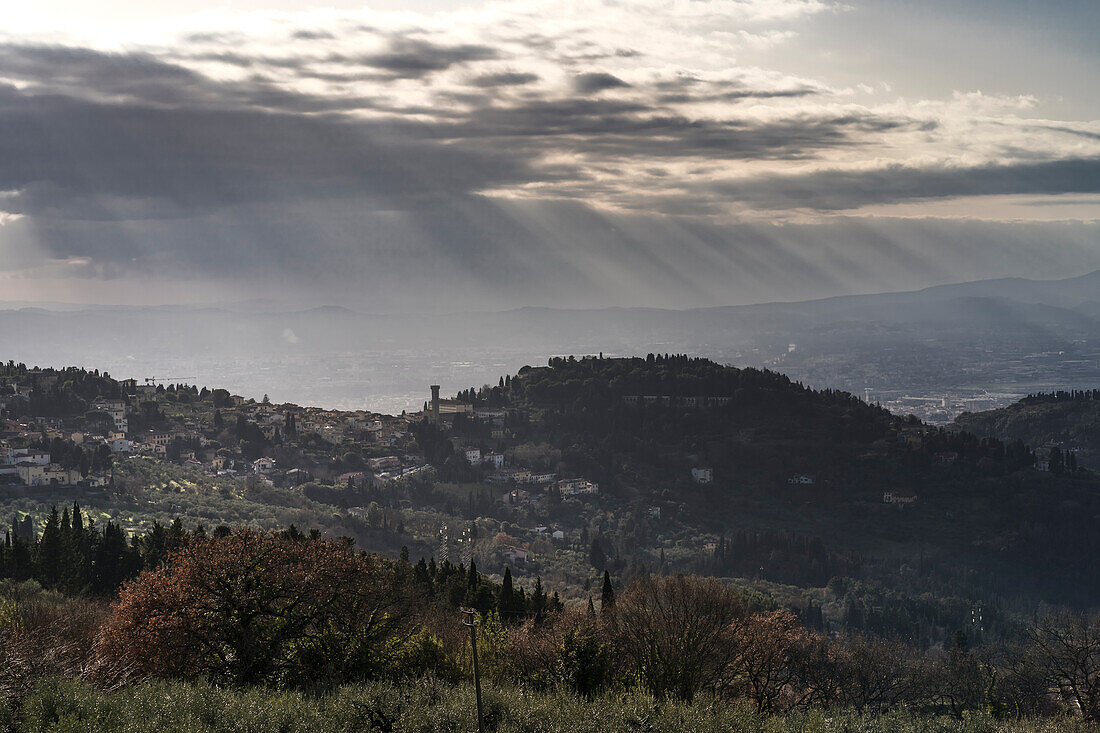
left=0, top=43, right=391, bottom=113
left=0, top=44, right=210, bottom=104
left=708, top=157, right=1100, bottom=210
left=573, top=72, right=631, bottom=93
left=422, top=102, right=927, bottom=162
left=0, top=87, right=540, bottom=221
left=469, top=71, right=540, bottom=87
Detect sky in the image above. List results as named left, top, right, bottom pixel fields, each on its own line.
left=0, top=0, right=1098, bottom=311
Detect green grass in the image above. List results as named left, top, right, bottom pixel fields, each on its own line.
left=17, top=677, right=1096, bottom=733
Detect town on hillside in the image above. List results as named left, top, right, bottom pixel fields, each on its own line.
left=2, top=355, right=1094, bottom=626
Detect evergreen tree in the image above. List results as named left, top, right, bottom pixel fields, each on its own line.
left=532, top=576, right=548, bottom=624
left=600, top=570, right=615, bottom=616
left=92, top=521, right=137, bottom=595
left=498, top=566, right=517, bottom=620
left=6, top=532, right=33, bottom=581
left=467, top=560, right=479, bottom=591
left=166, top=518, right=186, bottom=554
left=140, top=521, right=169, bottom=569
left=34, top=506, right=64, bottom=588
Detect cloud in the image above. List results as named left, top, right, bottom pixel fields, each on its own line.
left=469, top=71, right=540, bottom=88
left=707, top=158, right=1100, bottom=211
left=353, top=37, right=501, bottom=78
left=0, top=0, right=1097, bottom=310
left=573, top=72, right=631, bottom=94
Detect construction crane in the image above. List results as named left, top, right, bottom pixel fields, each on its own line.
left=144, top=376, right=195, bottom=386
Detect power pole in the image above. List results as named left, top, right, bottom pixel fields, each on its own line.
left=462, top=607, right=485, bottom=732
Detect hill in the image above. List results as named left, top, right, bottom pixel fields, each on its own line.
left=425, top=356, right=1100, bottom=623
left=953, top=390, right=1100, bottom=470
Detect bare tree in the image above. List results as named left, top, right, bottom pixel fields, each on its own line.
left=613, top=575, right=746, bottom=701
left=1028, top=611, right=1100, bottom=720
left=728, top=609, right=810, bottom=712
left=835, top=634, right=916, bottom=714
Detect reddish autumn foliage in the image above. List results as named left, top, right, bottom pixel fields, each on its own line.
left=96, top=529, right=415, bottom=688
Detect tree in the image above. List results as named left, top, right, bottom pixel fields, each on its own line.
left=729, top=610, right=810, bottom=712
left=98, top=529, right=415, bottom=688
left=1027, top=611, right=1100, bottom=720
left=211, top=389, right=232, bottom=408
left=498, top=566, right=519, bottom=620
left=34, top=506, right=63, bottom=589
left=561, top=618, right=613, bottom=698
left=832, top=634, right=914, bottom=714
left=614, top=575, right=747, bottom=701
left=599, top=571, right=615, bottom=617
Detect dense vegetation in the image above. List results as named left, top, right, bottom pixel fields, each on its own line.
left=5, top=529, right=1100, bottom=731
left=955, top=390, right=1100, bottom=469
left=430, top=356, right=1100, bottom=619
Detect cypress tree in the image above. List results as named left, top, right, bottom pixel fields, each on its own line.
left=35, top=506, right=63, bottom=588
left=499, top=566, right=516, bottom=620
left=532, top=576, right=548, bottom=624
left=166, top=518, right=186, bottom=553
left=600, top=570, right=615, bottom=616
left=7, top=532, right=33, bottom=582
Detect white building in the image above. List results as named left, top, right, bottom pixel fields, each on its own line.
left=691, top=467, right=713, bottom=484
left=558, top=478, right=599, bottom=496
left=464, top=448, right=482, bottom=465
left=5, top=449, right=50, bottom=466
left=93, top=398, right=129, bottom=433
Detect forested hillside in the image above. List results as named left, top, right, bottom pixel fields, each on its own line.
left=954, top=390, right=1100, bottom=469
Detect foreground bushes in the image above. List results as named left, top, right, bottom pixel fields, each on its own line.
left=18, top=677, right=1098, bottom=733
left=7, top=530, right=1100, bottom=728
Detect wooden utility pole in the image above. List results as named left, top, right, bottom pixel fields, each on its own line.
left=462, top=607, right=485, bottom=732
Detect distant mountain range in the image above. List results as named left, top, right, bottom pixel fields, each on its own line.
left=2, top=270, right=1097, bottom=413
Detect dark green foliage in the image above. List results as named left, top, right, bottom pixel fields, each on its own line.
left=599, top=571, right=614, bottom=617
left=561, top=623, right=613, bottom=698
left=1, top=504, right=195, bottom=596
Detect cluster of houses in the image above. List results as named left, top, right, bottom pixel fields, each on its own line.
left=0, top=443, right=107, bottom=489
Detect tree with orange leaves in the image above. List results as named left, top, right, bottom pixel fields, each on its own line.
left=97, top=529, right=414, bottom=688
